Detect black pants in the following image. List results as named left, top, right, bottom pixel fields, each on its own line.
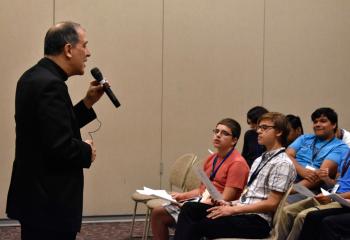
left=21, top=224, right=77, bottom=240
left=174, top=202, right=270, bottom=240
left=298, top=207, right=350, bottom=240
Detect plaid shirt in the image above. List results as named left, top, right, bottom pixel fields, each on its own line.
left=239, top=147, right=296, bottom=224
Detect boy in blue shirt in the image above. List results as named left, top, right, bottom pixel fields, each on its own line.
left=287, top=108, right=348, bottom=200
left=276, top=149, right=350, bottom=240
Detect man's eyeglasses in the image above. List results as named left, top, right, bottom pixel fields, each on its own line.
left=257, top=125, right=275, bottom=132
left=212, top=129, right=232, bottom=137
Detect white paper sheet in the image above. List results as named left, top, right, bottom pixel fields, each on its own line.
left=293, top=183, right=316, bottom=197
left=320, top=187, right=330, bottom=196
left=320, top=188, right=350, bottom=208
left=136, top=187, right=178, bottom=204
left=194, top=166, right=223, bottom=201
left=329, top=194, right=350, bottom=208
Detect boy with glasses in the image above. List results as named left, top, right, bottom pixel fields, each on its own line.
left=173, top=112, right=296, bottom=240
left=151, top=118, right=249, bottom=240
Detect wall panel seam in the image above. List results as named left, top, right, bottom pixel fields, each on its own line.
left=160, top=0, right=165, bottom=188
left=262, top=0, right=266, bottom=106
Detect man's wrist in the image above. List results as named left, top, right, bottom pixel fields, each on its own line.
left=83, top=97, right=93, bottom=109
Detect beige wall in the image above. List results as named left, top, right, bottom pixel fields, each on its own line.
left=161, top=0, right=265, bottom=188
left=264, top=0, right=350, bottom=132
left=1, top=0, right=350, bottom=218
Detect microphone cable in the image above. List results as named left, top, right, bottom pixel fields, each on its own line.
left=88, top=118, right=102, bottom=141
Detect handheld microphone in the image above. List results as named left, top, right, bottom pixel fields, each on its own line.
left=90, top=67, right=121, bottom=108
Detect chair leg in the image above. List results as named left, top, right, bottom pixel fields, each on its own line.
left=146, top=209, right=152, bottom=239
left=129, top=201, right=138, bottom=239
left=142, top=208, right=151, bottom=240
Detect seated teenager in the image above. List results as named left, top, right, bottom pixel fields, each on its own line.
left=286, top=114, right=304, bottom=146
left=286, top=107, right=348, bottom=203
left=242, top=106, right=268, bottom=167
left=173, top=112, right=296, bottom=240
left=276, top=149, right=350, bottom=240
left=151, top=118, right=249, bottom=240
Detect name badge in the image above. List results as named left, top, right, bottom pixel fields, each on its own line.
left=240, top=188, right=248, bottom=203
left=306, top=165, right=316, bottom=171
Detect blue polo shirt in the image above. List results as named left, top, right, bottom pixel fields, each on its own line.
left=289, top=134, right=349, bottom=169
left=337, top=150, right=350, bottom=193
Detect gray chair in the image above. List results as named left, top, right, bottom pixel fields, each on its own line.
left=129, top=153, right=197, bottom=240
left=129, top=192, right=156, bottom=239
left=142, top=153, right=199, bottom=239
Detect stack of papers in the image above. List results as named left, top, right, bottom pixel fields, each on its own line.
left=136, top=187, right=178, bottom=204
left=293, top=183, right=350, bottom=208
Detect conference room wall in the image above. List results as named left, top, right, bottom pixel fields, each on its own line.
left=54, top=0, right=164, bottom=215
left=1, top=0, right=350, bottom=218
left=263, top=0, right=350, bottom=134
left=160, top=0, right=265, bottom=192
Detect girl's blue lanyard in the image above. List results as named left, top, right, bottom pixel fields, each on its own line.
left=311, top=137, right=335, bottom=164
left=210, top=148, right=234, bottom=181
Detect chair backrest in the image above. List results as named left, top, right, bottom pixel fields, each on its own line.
left=182, top=157, right=202, bottom=191
left=270, top=186, right=293, bottom=239
left=169, top=153, right=197, bottom=192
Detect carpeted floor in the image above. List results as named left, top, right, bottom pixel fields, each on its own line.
left=0, top=221, right=150, bottom=240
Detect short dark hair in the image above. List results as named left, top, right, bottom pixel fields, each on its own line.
left=217, top=118, right=241, bottom=140
left=44, top=21, right=81, bottom=56
left=258, top=112, right=289, bottom=147
left=311, top=107, right=338, bottom=132
left=247, top=106, right=269, bottom=124
left=286, top=114, right=304, bottom=134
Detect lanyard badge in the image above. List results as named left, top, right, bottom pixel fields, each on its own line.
left=240, top=188, right=249, bottom=202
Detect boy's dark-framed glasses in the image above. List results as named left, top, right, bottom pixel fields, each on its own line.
left=257, top=125, right=275, bottom=132
left=212, top=129, right=232, bottom=137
